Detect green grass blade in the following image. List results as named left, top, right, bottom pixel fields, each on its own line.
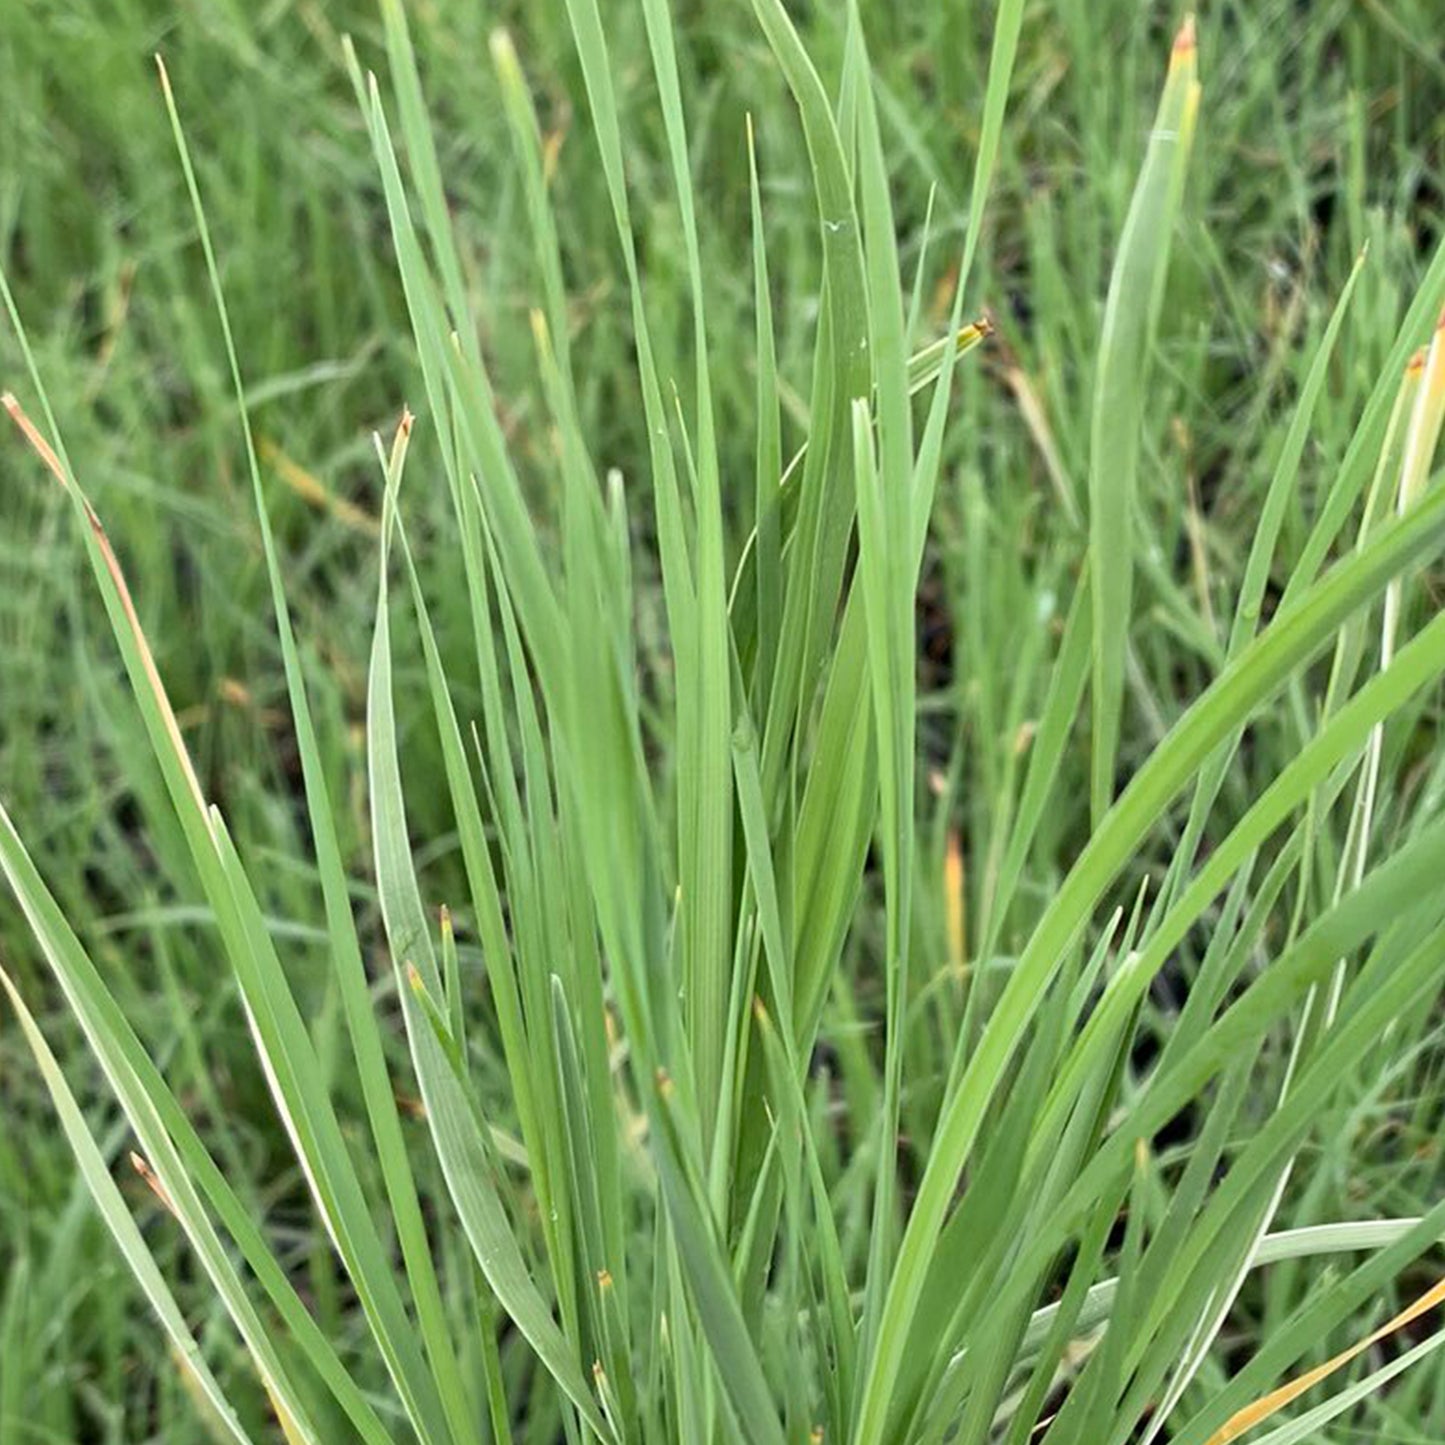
left=0, top=802, right=385, bottom=1444
left=366, top=433, right=610, bottom=1442
left=635, top=0, right=737, bottom=1152
left=853, top=463, right=1445, bottom=1444
left=156, top=63, right=475, bottom=1442
left=0, top=966, right=251, bottom=1445
left=3, top=366, right=451, bottom=1440
left=749, top=0, right=871, bottom=793
left=1088, top=21, right=1200, bottom=826
left=747, top=113, right=784, bottom=715
left=649, top=1077, right=789, bottom=1445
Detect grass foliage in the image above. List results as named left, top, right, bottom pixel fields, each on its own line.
left=3, top=1, right=1445, bottom=1441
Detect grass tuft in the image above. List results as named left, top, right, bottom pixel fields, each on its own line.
left=3, top=3, right=1445, bottom=1443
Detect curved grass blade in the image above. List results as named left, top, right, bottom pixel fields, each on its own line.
left=0, top=377, right=425, bottom=1442
left=0, top=802, right=384, bottom=1445
left=157, top=61, right=475, bottom=1442
left=0, top=966, right=251, bottom=1445
left=366, top=426, right=610, bottom=1443
left=1204, top=1277, right=1445, bottom=1445
left=852, top=465, right=1445, bottom=1444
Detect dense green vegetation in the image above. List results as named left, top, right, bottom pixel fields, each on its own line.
left=2, top=0, right=1444, bottom=1440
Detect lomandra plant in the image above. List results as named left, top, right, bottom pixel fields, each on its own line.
left=4, top=1, right=1445, bottom=1442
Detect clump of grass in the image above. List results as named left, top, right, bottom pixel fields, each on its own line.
left=4, top=2, right=1445, bottom=1443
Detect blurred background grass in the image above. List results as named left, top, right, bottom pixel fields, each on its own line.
left=2, top=0, right=1443, bottom=1437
